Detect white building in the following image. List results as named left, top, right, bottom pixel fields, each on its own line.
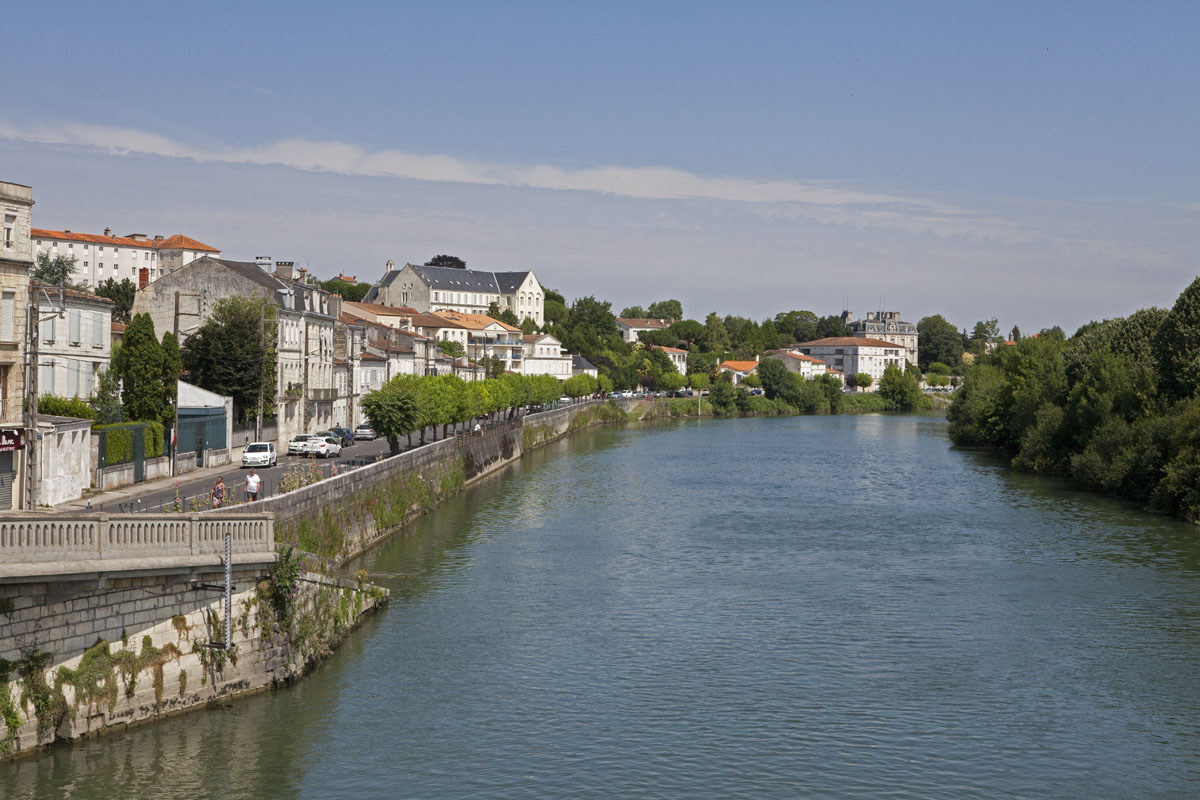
left=718, top=359, right=759, bottom=385
left=34, top=282, right=114, bottom=398
left=653, top=345, right=688, bottom=373
left=790, top=337, right=907, bottom=387
left=519, top=333, right=573, bottom=378
left=410, top=311, right=523, bottom=375
left=32, top=229, right=220, bottom=290
left=366, top=261, right=545, bottom=325
left=843, top=310, right=919, bottom=367
left=616, top=317, right=669, bottom=343
left=0, top=181, right=32, bottom=509
left=37, top=414, right=92, bottom=507
left=764, top=350, right=827, bottom=380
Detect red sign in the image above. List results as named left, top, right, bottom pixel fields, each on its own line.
left=0, top=430, right=22, bottom=452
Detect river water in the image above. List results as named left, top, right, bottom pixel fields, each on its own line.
left=5, top=414, right=1200, bottom=799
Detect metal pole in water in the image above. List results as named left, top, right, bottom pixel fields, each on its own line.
left=224, top=531, right=232, bottom=650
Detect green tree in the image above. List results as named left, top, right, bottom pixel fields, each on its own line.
left=816, top=315, right=850, bottom=338
left=543, top=288, right=569, bottom=327
left=437, top=339, right=466, bottom=360
left=704, top=312, right=730, bottom=353
left=755, top=358, right=792, bottom=401
left=878, top=363, right=922, bottom=411
left=361, top=379, right=420, bottom=455
left=564, top=374, right=597, bottom=398
left=319, top=278, right=371, bottom=302
left=33, top=252, right=76, bottom=286
left=89, top=366, right=124, bottom=424
left=425, top=255, right=466, bottom=269
left=670, top=319, right=706, bottom=348
left=559, top=296, right=622, bottom=358
left=1154, top=276, right=1200, bottom=400
left=520, top=317, right=538, bottom=335
left=620, top=305, right=648, bottom=318
left=854, top=372, right=873, bottom=390
left=160, top=331, right=183, bottom=427
left=180, top=297, right=277, bottom=421
left=658, top=372, right=686, bottom=392
left=916, top=314, right=963, bottom=371
left=774, top=310, right=819, bottom=343
left=709, top=377, right=736, bottom=412
left=114, top=313, right=165, bottom=422
left=95, top=278, right=135, bottom=323
left=688, top=372, right=710, bottom=392
left=647, top=299, right=683, bottom=321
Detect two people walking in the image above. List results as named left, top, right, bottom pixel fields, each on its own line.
left=209, top=469, right=262, bottom=508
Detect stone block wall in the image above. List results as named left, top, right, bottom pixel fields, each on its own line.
left=0, top=567, right=385, bottom=759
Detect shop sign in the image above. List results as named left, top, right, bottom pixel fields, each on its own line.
left=0, top=429, right=22, bottom=452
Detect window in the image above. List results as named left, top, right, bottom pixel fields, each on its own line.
left=92, top=312, right=103, bottom=347
left=67, top=360, right=79, bottom=397
left=0, top=292, right=12, bottom=342
left=3, top=215, right=14, bottom=249
left=41, top=314, right=55, bottom=344
left=39, top=363, right=54, bottom=394
left=83, top=261, right=88, bottom=268
left=69, top=310, right=81, bottom=345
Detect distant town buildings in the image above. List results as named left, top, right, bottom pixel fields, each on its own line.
left=842, top=310, right=918, bottom=366
left=32, top=229, right=219, bottom=289
left=719, top=358, right=759, bottom=385
left=33, top=282, right=114, bottom=399
left=763, top=350, right=828, bottom=380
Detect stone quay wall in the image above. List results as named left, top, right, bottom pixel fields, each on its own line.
left=247, top=399, right=637, bottom=563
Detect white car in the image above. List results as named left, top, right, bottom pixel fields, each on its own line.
left=305, top=436, right=341, bottom=458
left=241, top=442, right=277, bottom=468
left=289, top=434, right=315, bottom=456
left=354, top=423, right=376, bottom=440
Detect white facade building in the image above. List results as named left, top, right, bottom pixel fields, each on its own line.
left=519, top=333, right=573, bottom=378
left=791, top=337, right=907, bottom=387
left=616, top=317, right=670, bottom=343
left=764, top=350, right=827, bottom=380
left=366, top=262, right=546, bottom=325
left=34, top=283, right=114, bottom=398
left=654, top=345, right=688, bottom=373
left=843, top=310, right=919, bottom=367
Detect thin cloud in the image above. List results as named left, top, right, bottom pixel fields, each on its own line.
left=0, top=121, right=951, bottom=210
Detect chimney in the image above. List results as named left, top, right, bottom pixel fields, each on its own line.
left=273, top=261, right=294, bottom=281
left=103, top=227, right=111, bottom=237
left=64, top=229, right=71, bottom=234
left=329, top=293, right=343, bottom=320
left=297, top=267, right=308, bottom=284
left=755, top=354, right=760, bottom=362
left=154, top=234, right=164, bottom=242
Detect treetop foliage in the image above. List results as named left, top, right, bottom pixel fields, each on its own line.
left=425, top=255, right=467, bottom=269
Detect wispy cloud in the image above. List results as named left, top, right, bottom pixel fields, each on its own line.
left=0, top=121, right=949, bottom=210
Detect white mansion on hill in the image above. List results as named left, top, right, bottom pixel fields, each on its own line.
left=364, top=261, right=545, bottom=325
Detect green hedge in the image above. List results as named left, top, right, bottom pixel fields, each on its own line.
left=37, top=395, right=96, bottom=420
left=95, top=420, right=165, bottom=465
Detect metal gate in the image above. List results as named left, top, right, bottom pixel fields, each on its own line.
left=132, top=427, right=145, bottom=483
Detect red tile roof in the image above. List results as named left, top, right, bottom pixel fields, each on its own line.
left=33, top=228, right=155, bottom=248
left=345, top=301, right=417, bottom=316
left=111, top=322, right=126, bottom=333
left=778, top=351, right=825, bottom=364
left=654, top=345, right=688, bottom=354
left=617, top=317, right=669, bottom=329
left=155, top=234, right=219, bottom=252
left=720, top=359, right=759, bottom=373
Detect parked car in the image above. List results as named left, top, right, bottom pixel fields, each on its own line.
left=304, top=436, right=341, bottom=458
left=559, top=396, right=573, bottom=404
left=354, top=423, right=376, bottom=440
left=288, top=434, right=315, bottom=456
left=241, top=442, right=277, bottom=468
left=332, top=426, right=355, bottom=447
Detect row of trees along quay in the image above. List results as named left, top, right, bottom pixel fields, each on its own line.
left=947, top=276, right=1200, bottom=523
left=361, top=373, right=564, bottom=454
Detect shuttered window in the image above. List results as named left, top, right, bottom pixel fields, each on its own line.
left=40, top=363, right=54, bottom=394
left=41, top=314, right=55, bottom=344
left=0, top=291, right=13, bottom=341
left=70, top=310, right=81, bottom=344
left=67, top=360, right=79, bottom=398
left=92, top=312, right=103, bottom=346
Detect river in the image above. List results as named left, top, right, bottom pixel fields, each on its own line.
left=5, top=414, right=1200, bottom=799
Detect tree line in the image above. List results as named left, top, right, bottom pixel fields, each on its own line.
left=361, top=372, right=564, bottom=455
left=947, top=276, right=1200, bottom=521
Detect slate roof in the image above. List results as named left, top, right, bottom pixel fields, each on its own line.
left=414, top=265, right=502, bottom=292
left=204, top=257, right=287, bottom=292
left=572, top=354, right=596, bottom=371
left=494, top=271, right=533, bottom=293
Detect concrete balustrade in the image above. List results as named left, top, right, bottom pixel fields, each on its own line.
left=0, top=513, right=276, bottom=581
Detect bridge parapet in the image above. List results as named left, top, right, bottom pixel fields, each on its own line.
left=0, top=513, right=275, bottom=582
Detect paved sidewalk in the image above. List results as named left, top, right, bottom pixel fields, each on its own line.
left=56, top=459, right=243, bottom=513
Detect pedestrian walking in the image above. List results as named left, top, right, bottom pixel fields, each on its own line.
left=210, top=476, right=226, bottom=509
left=245, top=469, right=261, bottom=502
left=473, top=421, right=482, bottom=435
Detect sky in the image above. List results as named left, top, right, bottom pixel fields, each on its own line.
left=5, top=1, right=1198, bottom=334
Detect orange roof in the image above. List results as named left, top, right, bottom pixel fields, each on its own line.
left=111, top=322, right=126, bottom=333
left=155, top=234, right=219, bottom=252
left=720, top=360, right=759, bottom=373
left=429, top=310, right=521, bottom=332
left=344, top=301, right=417, bottom=316
left=360, top=352, right=386, bottom=362
left=780, top=351, right=825, bottom=364
left=617, top=317, right=669, bottom=329
left=654, top=345, right=688, bottom=354
left=794, top=337, right=902, bottom=349
left=33, top=228, right=155, bottom=248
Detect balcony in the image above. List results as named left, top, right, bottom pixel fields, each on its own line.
left=308, top=387, right=337, bottom=401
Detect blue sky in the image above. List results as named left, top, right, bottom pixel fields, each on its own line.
left=5, top=1, right=1198, bottom=333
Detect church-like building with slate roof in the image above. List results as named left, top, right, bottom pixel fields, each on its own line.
left=364, top=261, right=545, bottom=325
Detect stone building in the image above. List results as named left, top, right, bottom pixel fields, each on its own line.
left=842, top=310, right=918, bottom=367
left=0, top=181, right=31, bottom=509
left=132, top=257, right=337, bottom=445
left=364, top=261, right=545, bottom=325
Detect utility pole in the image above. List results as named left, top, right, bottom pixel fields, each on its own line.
left=256, top=301, right=265, bottom=441
left=23, top=282, right=38, bottom=510
left=302, top=318, right=310, bottom=430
